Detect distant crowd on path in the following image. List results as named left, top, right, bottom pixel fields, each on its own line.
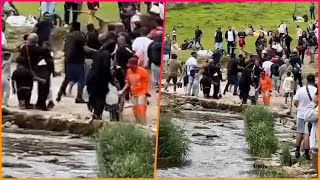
left=163, top=8, right=318, bottom=174
left=2, top=2, right=164, bottom=125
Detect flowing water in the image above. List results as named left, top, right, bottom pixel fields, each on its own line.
left=157, top=110, right=255, bottom=178
left=2, top=127, right=97, bottom=178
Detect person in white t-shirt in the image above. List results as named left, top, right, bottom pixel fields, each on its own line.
left=225, top=26, right=236, bottom=55
left=132, top=28, right=153, bottom=68
left=2, top=30, right=11, bottom=107
left=262, top=60, right=273, bottom=77
left=293, top=74, right=317, bottom=160
left=185, top=52, right=198, bottom=96
left=278, top=20, right=287, bottom=37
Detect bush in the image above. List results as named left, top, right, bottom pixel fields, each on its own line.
left=244, top=105, right=275, bottom=129
left=244, top=106, right=278, bottom=157
left=280, top=145, right=292, bottom=166
left=157, top=114, right=190, bottom=164
left=255, top=168, right=289, bottom=178
left=95, top=123, right=154, bottom=178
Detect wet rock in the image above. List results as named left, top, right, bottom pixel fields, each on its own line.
left=193, top=126, right=210, bottom=129
left=3, top=175, right=16, bottom=178
left=181, top=103, right=194, bottom=110
left=46, top=158, right=59, bottom=164
left=192, top=132, right=205, bottom=136
left=216, top=123, right=225, bottom=127
left=2, top=162, right=32, bottom=168
left=3, top=121, right=13, bottom=128
left=205, top=134, right=219, bottom=139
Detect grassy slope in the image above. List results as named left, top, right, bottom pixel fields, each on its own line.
left=165, top=2, right=317, bottom=61
left=14, top=2, right=146, bottom=26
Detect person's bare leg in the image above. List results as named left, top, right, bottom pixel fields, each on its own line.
left=295, top=133, right=303, bottom=158
left=303, top=133, right=311, bottom=159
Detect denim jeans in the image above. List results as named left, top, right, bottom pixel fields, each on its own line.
left=2, top=75, right=10, bottom=106
left=84, top=59, right=93, bottom=82
left=187, top=75, right=195, bottom=96
left=41, top=2, right=56, bottom=15
left=151, top=63, right=160, bottom=86
left=215, top=42, right=223, bottom=50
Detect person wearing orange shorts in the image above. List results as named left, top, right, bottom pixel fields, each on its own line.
left=120, top=57, right=149, bottom=125
left=258, top=71, right=272, bottom=106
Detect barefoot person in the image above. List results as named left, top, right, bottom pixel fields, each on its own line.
left=120, top=57, right=150, bottom=125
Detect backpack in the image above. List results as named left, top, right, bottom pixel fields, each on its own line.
left=292, top=63, right=301, bottom=75
left=148, top=41, right=161, bottom=66
left=270, top=63, right=280, bottom=76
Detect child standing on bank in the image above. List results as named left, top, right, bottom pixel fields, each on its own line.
left=283, top=72, right=294, bottom=104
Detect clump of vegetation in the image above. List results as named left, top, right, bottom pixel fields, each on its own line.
left=244, top=106, right=278, bottom=157
left=95, top=123, right=154, bottom=178
left=157, top=114, right=190, bottom=164
left=280, top=145, right=292, bottom=166
left=255, top=168, right=289, bottom=178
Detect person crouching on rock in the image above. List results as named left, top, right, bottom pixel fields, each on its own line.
left=11, top=65, right=35, bottom=109
left=200, top=71, right=211, bottom=98
left=120, top=57, right=149, bottom=125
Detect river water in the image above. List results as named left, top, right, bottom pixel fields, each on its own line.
left=157, top=110, right=255, bottom=178
left=2, top=127, right=97, bottom=178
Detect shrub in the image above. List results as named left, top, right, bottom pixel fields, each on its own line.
left=157, top=114, right=190, bottom=164
left=244, top=106, right=278, bottom=157
left=244, top=105, right=275, bottom=129
left=255, top=168, right=289, bottom=178
left=95, top=123, right=154, bottom=178
left=280, top=145, right=292, bottom=166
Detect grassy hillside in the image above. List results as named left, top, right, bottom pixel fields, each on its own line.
left=13, top=2, right=147, bottom=26
left=165, top=2, right=317, bottom=61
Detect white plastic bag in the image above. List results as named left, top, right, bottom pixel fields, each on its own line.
left=197, top=49, right=213, bottom=58
left=6, top=15, right=37, bottom=27
left=106, top=83, right=119, bottom=105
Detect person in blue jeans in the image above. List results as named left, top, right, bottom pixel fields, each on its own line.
left=40, top=2, right=55, bottom=15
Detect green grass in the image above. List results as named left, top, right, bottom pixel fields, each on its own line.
left=14, top=2, right=147, bottom=26
left=165, top=2, right=317, bottom=61
left=254, top=168, right=290, bottom=178
left=157, top=113, right=190, bottom=165
left=95, top=123, right=154, bottom=178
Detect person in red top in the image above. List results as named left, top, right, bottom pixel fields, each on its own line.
left=258, top=71, right=272, bottom=106
left=87, top=2, right=99, bottom=24
left=120, top=57, right=149, bottom=125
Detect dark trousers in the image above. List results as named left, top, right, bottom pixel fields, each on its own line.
left=299, top=50, right=305, bottom=64
left=203, top=87, right=211, bottom=98
left=310, top=10, right=315, bottom=20
left=240, top=90, right=249, bottom=104
left=213, top=83, right=220, bottom=98
left=89, top=94, right=106, bottom=119
left=37, top=78, right=50, bottom=108
left=64, top=2, right=78, bottom=25
left=17, top=88, right=32, bottom=107
left=294, top=73, right=303, bottom=88
left=227, top=41, right=235, bottom=55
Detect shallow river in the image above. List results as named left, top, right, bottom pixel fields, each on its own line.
left=2, top=127, right=97, bottom=178
left=157, top=110, right=255, bottom=178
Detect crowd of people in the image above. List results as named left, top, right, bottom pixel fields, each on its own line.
left=163, top=15, right=318, bottom=172
left=2, top=2, right=164, bottom=125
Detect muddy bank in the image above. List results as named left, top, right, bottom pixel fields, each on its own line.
left=2, top=127, right=97, bottom=178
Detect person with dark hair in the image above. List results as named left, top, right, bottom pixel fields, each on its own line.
left=132, top=27, right=153, bottom=68
left=310, top=2, right=316, bottom=20
left=194, top=26, right=203, bottom=48
left=297, top=31, right=308, bottom=64
left=185, top=52, right=198, bottom=96
left=225, top=26, right=236, bottom=55
left=294, top=74, right=317, bottom=160
left=255, top=32, right=267, bottom=59
left=33, top=13, right=54, bottom=47
left=223, top=53, right=241, bottom=95
left=65, top=21, right=97, bottom=103
left=164, top=54, right=182, bottom=93
left=119, top=57, right=150, bottom=125
left=239, top=67, right=252, bottom=104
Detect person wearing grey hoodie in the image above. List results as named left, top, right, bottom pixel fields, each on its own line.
left=305, top=93, right=318, bottom=174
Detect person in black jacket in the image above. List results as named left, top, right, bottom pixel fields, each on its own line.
left=214, top=27, right=223, bottom=50
left=148, top=34, right=162, bottom=91
left=282, top=32, right=292, bottom=54
left=225, top=26, right=236, bottom=55
left=239, top=67, right=252, bottom=104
